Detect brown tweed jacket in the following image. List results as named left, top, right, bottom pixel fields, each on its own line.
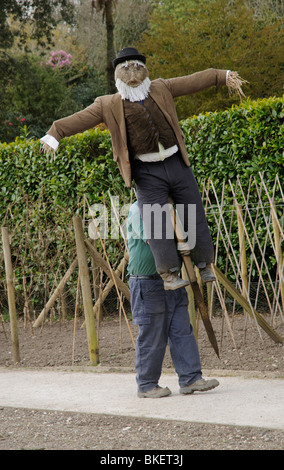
left=46, top=68, right=227, bottom=187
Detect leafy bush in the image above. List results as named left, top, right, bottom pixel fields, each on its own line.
left=0, top=54, right=107, bottom=143
left=0, top=127, right=130, bottom=314
left=181, top=95, right=284, bottom=282
left=181, top=95, right=284, bottom=186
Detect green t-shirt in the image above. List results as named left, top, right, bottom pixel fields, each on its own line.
left=127, top=202, right=157, bottom=275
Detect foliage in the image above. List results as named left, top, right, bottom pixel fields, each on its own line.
left=139, top=0, right=284, bottom=119
left=180, top=95, right=284, bottom=282
left=1, top=95, right=283, bottom=229
left=0, top=127, right=130, bottom=313
left=0, top=55, right=68, bottom=141
left=0, top=54, right=107, bottom=143
left=75, top=0, right=153, bottom=73
left=246, top=0, right=284, bottom=21
left=0, top=128, right=124, bottom=207
left=113, top=0, right=154, bottom=48
left=181, top=95, right=284, bottom=186
left=0, top=0, right=75, bottom=50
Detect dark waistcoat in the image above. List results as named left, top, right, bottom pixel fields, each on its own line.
left=123, top=96, right=178, bottom=160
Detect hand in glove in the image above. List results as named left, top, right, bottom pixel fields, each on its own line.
left=177, top=241, right=191, bottom=256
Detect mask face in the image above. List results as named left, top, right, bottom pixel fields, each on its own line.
left=115, top=60, right=149, bottom=87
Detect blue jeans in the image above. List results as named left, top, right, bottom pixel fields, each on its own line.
left=129, top=277, right=202, bottom=392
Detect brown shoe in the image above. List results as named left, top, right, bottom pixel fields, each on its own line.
left=180, top=378, right=219, bottom=395
left=199, top=266, right=216, bottom=283
left=161, top=273, right=190, bottom=290
left=137, top=385, right=172, bottom=398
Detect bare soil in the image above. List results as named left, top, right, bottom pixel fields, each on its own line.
left=0, top=313, right=284, bottom=451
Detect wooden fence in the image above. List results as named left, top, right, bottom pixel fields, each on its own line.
left=199, top=174, right=283, bottom=324
left=1, top=173, right=284, bottom=364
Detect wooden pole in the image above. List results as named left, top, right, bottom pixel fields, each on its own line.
left=85, top=238, right=135, bottom=348
left=236, top=203, right=249, bottom=316
left=181, top=264, right=197, bottom=340
left=85, top=239, right=130, bottom=301
left=73, top=217, right=99, bottom=365
left=90, top=240, right=100, bottom=306
left=213, top=265, right=284, bottom=344
left=168, top=202, right=220, bottom=358
left=1, top=227, right=20, bottom=364
left=236, top=203, right=248, bottom=295
left=272, top=201, right=284, bottom=313
left=33, top=257, right=78, bottom=328
left=94, top=252, right=129, bottom=318
left=182, top=254, right=220, bottom=357
left=81, top=252, right=129, bottom=328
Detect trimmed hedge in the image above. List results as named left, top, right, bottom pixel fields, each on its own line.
left=181, top=95, right=284, bottom=186
left=0, top=127, right=126, bottom=207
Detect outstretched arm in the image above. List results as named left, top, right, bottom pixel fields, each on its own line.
left=40, top=97, right=104, bottom=153
left=163, top=68, right=248, bottom=99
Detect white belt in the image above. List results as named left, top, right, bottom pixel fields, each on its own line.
left=135, top=143, right=178, bottom=162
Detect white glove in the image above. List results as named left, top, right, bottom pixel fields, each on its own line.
left=177, top=242, right=191, bottom=256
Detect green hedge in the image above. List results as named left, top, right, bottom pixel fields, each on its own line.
left=0, top=127, right=127, bottom=207
left=0, top=96, right=283, bottom=314
left=181, top=95, right=284, bottom=185
left=181, top=95, right=283, bottom=284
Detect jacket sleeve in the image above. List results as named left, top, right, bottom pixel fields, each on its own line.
left=43, top=96, right=104, bottom=143
left=163, top=68, right=228, bottom=98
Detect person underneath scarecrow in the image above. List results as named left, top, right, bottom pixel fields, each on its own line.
left=41, top=47, right=247, bottom=290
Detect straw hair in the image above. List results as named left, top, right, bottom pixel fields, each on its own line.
left=227, top=71, right=249, bottom=99
left=40, top=143, right=55, bottom=155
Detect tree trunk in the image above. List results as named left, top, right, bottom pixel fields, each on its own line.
left=105, top=0, right=116, bottom=94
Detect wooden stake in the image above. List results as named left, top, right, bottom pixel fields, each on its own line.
left=236, top=203, right=249, bottom=314
left=90, top=240, right=100, bottom=306
left=72, top=274, right=81, bottom=366
left=73, top=217, right=99, bottom=365
left=85, top=238, right=135, bottom=349
left=60, top=287, right=68, bottom=321
left=213, top=265, right=284, bottom=344
left=1, top=227, right=20, bottom=364
left=81, top=252, right=129, bottom=328
left=33, top=258, right=78, bottom=328
left=272, top=201, right=284, bottom=313
left=181, top=264, right=197, bottom=340
left=85, top=239, right=130, bottom=301
left=168, top=202, right=220, bottom=358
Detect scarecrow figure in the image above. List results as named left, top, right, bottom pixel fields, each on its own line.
left=41, top=47, right=247, bottom=290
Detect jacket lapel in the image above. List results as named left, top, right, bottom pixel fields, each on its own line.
left=111, top=94, right=128, bottom=147
left=149, top=85, right=175, bottom=128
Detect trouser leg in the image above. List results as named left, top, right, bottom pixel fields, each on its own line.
left=168, top=156, right=214, bottom=267
left=133, top=153, right=214, bottom=273
left=134, top=162, right=179, bottom=274
left=129, top=278, right=168, bottom=392
left=135, top=317, right=168, bottom=392
left=166, top=288, right=202, bottom=387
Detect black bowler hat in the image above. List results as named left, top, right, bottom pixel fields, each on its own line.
left=112, top=47, right=146, bottom=69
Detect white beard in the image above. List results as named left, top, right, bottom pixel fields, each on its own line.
left=115, top=77, right=151, bottom=102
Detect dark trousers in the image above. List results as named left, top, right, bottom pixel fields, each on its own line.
left=129, top=277, right=202, bottom=392
left=132, top=152, right=214, bottom=273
